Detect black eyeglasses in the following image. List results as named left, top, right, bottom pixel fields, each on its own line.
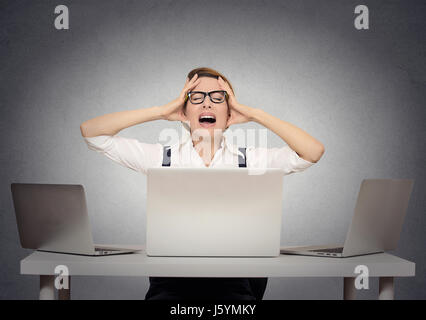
left=187, top=90, right=227, bottom=104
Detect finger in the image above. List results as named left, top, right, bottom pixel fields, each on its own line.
left=218, top=77, right=228, bottom=89
left=218, top=76, right=225, bottom=88
left=218, top=77, right=232, bottom=95
left=184, top=74, right=197, bottom=90
left=190, top=73, right=198, bottom=83
left=188, top=78, right=201, bottom=90
left=182, top=77, right=190, bottom=96
left=187, top=77, right=200, bottom=88
left=217, top=79, right=225, bottom=90
left=183, top=78, right=200, bottom=96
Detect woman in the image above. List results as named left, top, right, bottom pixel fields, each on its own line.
left=80, top=67, right=325, bottom=300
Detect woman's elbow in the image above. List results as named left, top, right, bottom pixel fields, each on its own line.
left=80, top=122, right=90, bottom=137
left=312, top=143, right=325, bottom=163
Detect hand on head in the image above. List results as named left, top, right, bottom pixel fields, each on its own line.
left=162, top=74, right=201, bottom=122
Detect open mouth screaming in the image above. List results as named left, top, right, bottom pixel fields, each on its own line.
left=199, top=112, right=216, bottom=128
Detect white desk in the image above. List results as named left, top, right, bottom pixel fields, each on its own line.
left=20, top=246, right=415, bottom=300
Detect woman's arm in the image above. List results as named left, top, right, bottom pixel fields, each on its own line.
left=80, top=74, right=201, bottom=138
left=80, top=106, right=164, bottom=138
left=250, top=108, right=325, bottom=163
left=218, top=76, right=325, bottom=163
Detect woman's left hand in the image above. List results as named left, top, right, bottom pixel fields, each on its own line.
left=218, top=77, right=256, bottom=129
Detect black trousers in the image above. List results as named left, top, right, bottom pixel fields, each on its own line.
left=145, top=277, right=267, bottom=301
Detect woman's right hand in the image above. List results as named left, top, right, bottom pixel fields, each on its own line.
left=161, top=74, right=201, bottom=122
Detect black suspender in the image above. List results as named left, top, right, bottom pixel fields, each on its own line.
left=162, top=146, right=171, bottom=167
left=162, top=146, right=246, bottom=167
left=238, top=147, right=247, bottom=168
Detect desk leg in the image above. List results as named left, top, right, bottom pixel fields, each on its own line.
left=40, top=275, right=55, bottom=300
left=379, top=277, right=394, bottom=300
left=58, top=276, right=71, bottom=300
left=343, top=277, right=356, bottom=300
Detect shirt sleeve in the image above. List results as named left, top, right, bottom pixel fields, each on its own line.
left=246, top=145, right=315, bottom=175
left=83, top=135, right=163, bottom=174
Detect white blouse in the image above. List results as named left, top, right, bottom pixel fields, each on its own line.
left=83, top=123, right=315, bottom=175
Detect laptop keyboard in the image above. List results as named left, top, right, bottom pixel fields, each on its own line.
left=309, top=247, right=344, bottom=253
left=95, top=247, right=120, bottom=251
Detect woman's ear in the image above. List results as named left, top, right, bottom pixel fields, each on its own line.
left=226, top=105, right=231, bottom=128
left=225, top=114, right=231, bottom=130
left=179, top=106, right=188, bottom=121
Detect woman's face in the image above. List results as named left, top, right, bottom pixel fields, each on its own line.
left=184, top=76, right=230, bottom=138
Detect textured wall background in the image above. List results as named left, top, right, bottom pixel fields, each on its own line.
left=1, top=0, right=425, bottom=299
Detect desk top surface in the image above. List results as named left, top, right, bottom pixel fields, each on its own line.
left=20, top=246, right=415, bottom=277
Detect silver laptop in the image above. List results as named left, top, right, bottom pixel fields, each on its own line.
left=11, top=183, right=139, bottom=256
left=280, top=179, right=414, bottom=258
left=146, top=167, right=285, bottom=257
